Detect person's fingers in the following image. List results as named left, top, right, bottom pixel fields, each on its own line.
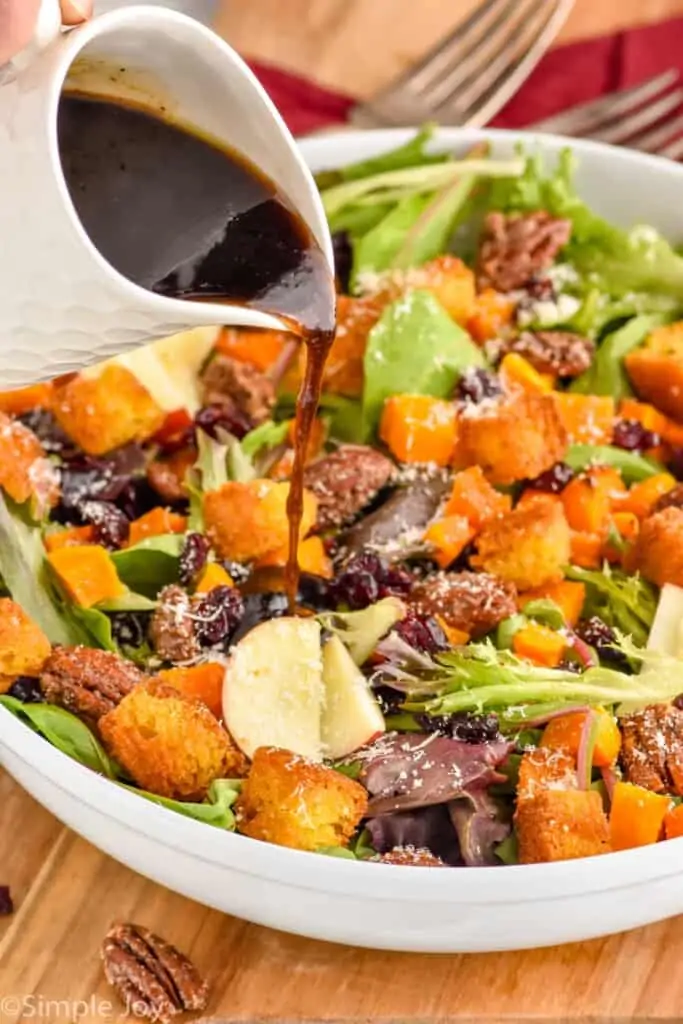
left=0, top=0, right=42, bottom=64
left=59, top=0, right=94, bottom=26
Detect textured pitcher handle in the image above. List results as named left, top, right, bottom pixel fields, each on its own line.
left=0, top=0, right=62, bottom=82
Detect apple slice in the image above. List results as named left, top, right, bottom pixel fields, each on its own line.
left=647, top=582, right=683, bottom=659
left=321, top=634, right=385, bottom=759
left=222, top=616, right=324, bottom=760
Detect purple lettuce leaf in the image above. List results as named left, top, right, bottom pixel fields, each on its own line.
left=448, top=788, right=511, bottom=867
left=365, top=805, right=462, bottom=866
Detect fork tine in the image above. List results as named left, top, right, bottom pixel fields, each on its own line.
left=628, top=112, right=683, bottom=154
left=529, top=69, right=680, bottom=134
left=435, top=0, right=573, bottom=125
left=585, top=88, right=683, bottom=145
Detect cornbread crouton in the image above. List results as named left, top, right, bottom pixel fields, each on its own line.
left=517, top=747, right=577, bottom=802
left=236, top=746, right=368, bottom=851
left=625, top=321, right=683, bottom=421
left=52, top=365, right=164, bottom=455
left=628, top=507, right=683, bottom=587
left=0, top=599, right=51, bottom=693
left=203, top=479, right=317, bottom=563
left=456, top=392, right=568, bottom=485
left=0, top=412, right=59, bottom=514
left=515, top=789, right=610, bottom=863
left=472, top=497, right=571, bottom=589
left=100, top=680, right=247, bottom=800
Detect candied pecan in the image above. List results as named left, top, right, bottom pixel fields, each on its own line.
left=379, top=846, right=446, bottom=867
left=146, top=447, right=194, bottom=504
left=201, top=354, right=275, bottom=426
left=502, top=330, right=594, bottom=379
left=148, top=585, right=198, bottom=664
left=620, top=704, right=683, bottom=795
left=477, top=211, right=572, bottom=293
left=409, top=571, right=517, bottom=639
left=102, top=923, right=209, bottom=1024
left=303, top=444, right=395, bottom=530
left=652, top=483, right=683, bottom=515
left=40, top=646, right=145, bottom=725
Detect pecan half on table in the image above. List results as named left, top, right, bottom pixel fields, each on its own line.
left=102, top=923, right=209, bottom=1023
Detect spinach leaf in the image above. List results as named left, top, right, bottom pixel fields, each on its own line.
left=71, top=606, right=117, bottom=651
left=565, top=445, right=665, bottom=483
left=0, top=494, right=89, bottom=645
left=98, top=593, right=157, bottom=612
left=111, top=533, right=184, bottom=598
left=362, top=289, right=485, bottom=434
left=570, top=313, right=674, bottom=399
left=123, top=777, right=241, bottom=830
left=0, top=697, right=120, bottom=778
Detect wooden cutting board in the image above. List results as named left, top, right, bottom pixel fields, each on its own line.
left=2, top=765, right=683, bottom=1022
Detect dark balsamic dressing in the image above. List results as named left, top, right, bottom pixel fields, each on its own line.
left=57, top=94, right=336, bottom=610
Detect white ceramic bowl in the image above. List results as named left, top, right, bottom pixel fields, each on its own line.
left=4, top=127, right=683, bottom=953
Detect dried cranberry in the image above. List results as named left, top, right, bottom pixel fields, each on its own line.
left=455, top=368, right=503, bottom=405
left=231, top=591, right=288, bottom=644
left=195, top=403, right=251, bottom=441
left=557, top=655, right=583, bottom=674
left=393, top=613, right=448, bottom=655
left=332, top=231, right=352, bottom=293
left=527, top=462, right=574, bottom=494
left=612, top=419, right=660, bottom=452
left=18, top=408, right=75, bottom=456
left=115, top=478, right=167, bottom=521
left=375, top=685, right=404, bottom=716
left=194, top=585, right=245, bottom=647
left=669, top=447, right=683, bottom=481
left=59, top=444, right=145, bottom=509
left=7, top=676, right=43, bottom=703
left=179, top=533, right=210, bottom=587
left=109, top=611, right=152, bottom=650
left=328, top=551, right=411, bottom=610
left=297, top=572, right=331, bottom=611
left=415, top=710, right=500, bottom=743
left=574, top=616, right=628, bottom=667
left=78, top=499, right=129, bottom=549
left=0, top=886, right=13, bottom=916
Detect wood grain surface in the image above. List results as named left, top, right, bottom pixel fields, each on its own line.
left=4, top=1, right=683, bottom=1020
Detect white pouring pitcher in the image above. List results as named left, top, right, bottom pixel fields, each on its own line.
left=0, top=1, right=333, bottom=388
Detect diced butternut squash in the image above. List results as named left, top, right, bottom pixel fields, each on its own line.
left=561, top=467, right=625, bottom=536
left=664, top=803, right=683, bottom=840
left=127, top=507, right=188, bottom=547
left=618, top=398, right=670, bottom=437
left=44, top=525, right=96, bottom=553
left=400, top=256, right=476, bottom=325
left=515, top=490, right=563, bottom=511
left=553, top=393, right=615, bottom=445
left=52, top=365, right=165, bottom=455
left=622, top=473, right=677, bottom=519
left=47, top=544, right=127, bottom=608
left=0, top=598, right=51, bottom=691
left=541, top=708, right=621, bottom=767
left=157, top=662, right=225, bottom=719
left=0, top=382, right=54, bottom=416
left=512, top=623, right=567, bottom=668
left=435, top=615, right=470, bottom=646
left=569, top=531, right=603, bottom=569
left=379, top=395, right=457, bottom=466
left=255, top=536, right=333, bottom=579
left=610, top=781, right=671, bottom=851
left=518, top=580, right=586, bottom=628
left=194, top=562, right=235, bottom=593
left=204, top=480, right=317, bottom=563
left=625, top=322, right=683, bottom=421
left=466, top=288, right=515, bottom=343
left=215, top=326, right=289, bottom=373
left=499, top=353, right=555, bottom=395
left=444, top=466, right=511, bottom=529
left=423, top=515, right=476, bottom=569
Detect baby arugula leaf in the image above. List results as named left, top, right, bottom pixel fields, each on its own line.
left=0, top=697, right=120, bottom=778
left=570, top=312, right=674, bottom=399
left=362, top=289, right=485, bottom=435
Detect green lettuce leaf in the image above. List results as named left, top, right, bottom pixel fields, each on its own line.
left=362, top=289, right=485, bottom=435
left=565, top=564, right=657, bottom=648
left=241, top=419, right=290, bottom=458
left=570, top=312, right=674, bottom=399
left=565, top=445, right=665, bottom=483
left=318, top=596, right=406, bottom=665
left=124, top=778, right=241, bottom=830
left=0, top=697, right=120, bottom=777
left=111, top=533, right=184, bottom=599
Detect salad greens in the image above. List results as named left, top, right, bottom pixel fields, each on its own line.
left=565, top=445, right=665, bottom=482
left=570, top=312, right=675, bottom=399
left=318, top=597, right=406, bottom=665
left=565, top=565, right=657, bottom=648
left=111, top=533, right=185, bottom=599
left=128, top=778, right=241, bottom=830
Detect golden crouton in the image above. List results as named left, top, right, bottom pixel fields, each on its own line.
left=236, top=746, right=368, bottom=851
left=625, top=321, right=683, bottom=421
left=472, top=496, right=571, bottom=589
left=517, top=747, right=577, bottom=802
left=99, top=680, right=247, bottom=801
left=0, top=412, right=59, bottom=515
left=52, top=365, right=164, bottom=455
left=515, top=789, right=610, bottom=863
left=0, top=599, right=51, bottom=693
left=203, top=479, right=317, bottom=563
left=627, top=507, right=683, bottom=587
left=456, top=392, right=568, bottom=485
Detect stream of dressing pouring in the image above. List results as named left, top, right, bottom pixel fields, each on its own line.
left=0, top=0, right=333, bottom=389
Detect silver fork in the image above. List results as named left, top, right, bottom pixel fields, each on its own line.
left=348, top=0, right=575, bottom=129
left=528, top=69, right=683, bottom=160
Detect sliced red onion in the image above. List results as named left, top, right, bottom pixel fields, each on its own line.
left=519, top=704, right=590, bottom=729
left=568, top=634, right=598, bottom=669
left=600, top=765, right=618, bottom=804
left=576, top=710, right=598, bottom=790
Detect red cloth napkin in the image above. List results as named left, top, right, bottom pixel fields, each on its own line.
left=249, top=16, right=683, bottom=137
